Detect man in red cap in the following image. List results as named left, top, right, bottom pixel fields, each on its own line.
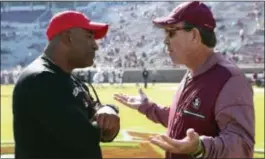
left=12, top=11, right=120, bottom=159
left=114, top=1, right=254, bottom=159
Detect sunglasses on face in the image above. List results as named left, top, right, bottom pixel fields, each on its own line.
left=165, top=27, right=189, bottom=38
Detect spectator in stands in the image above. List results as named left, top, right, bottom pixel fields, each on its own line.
left=114, top=1, right=254, bottom=159
left=12, top=11, right=120, bottom=159
left=142, top=68, right=149, bottom=89
left=239, top=29, right=245, bottom=43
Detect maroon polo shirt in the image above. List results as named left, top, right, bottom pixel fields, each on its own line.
left=138, top=53, right=255, bottom=158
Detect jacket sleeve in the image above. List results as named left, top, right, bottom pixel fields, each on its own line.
left=27, top=72, right=101, bottom=154
left=98, top=106, right=120, bottom=143
left=138, top=102, right=169, bottom=128
left=81, top=81, right=120, bottom=143
left=200, top=75, right=255, bottom=158
left=136, top=73, right=188, bottom=128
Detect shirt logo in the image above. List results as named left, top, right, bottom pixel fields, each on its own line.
left=72, top=87, right=82, bottom=97
left=73, top=86, right=90, bottom=108
left=192, top=97, right=201, bottom=110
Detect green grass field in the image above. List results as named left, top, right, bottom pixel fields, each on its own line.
left=1, top=83, right=264, bottom=157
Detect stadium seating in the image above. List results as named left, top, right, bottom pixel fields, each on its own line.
left=0, top=2, right=264, bottom=73
left=1, top=10, right=47, bottom=23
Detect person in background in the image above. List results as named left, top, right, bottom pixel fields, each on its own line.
left=142, top=68, right=149, bottom=89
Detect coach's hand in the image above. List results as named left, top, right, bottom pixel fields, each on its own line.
left=95, top=106, right=120, bottom=131
left=149, top=128, right=202, bottom=155
left=114, top=88, right=149, bottom=110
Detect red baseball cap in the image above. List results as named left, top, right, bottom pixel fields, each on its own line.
left=152, top=1, right=216, bottom=31
left=46, top=10, right=108, bottom=41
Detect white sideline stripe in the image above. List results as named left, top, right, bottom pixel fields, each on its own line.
left=255, top=148, right=265, bottom=153
left=1, top=154, right=14, bottom=158
left=122, top=129, right=133, bottom=141
left=254, top=88, right=264, bottom=93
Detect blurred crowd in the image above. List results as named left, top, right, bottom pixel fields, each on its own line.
left=1, top=65, right=23, bottom=84
left=1, top=64, right=126, bottom=86
left=1, top=2, right=264, bottom=81
left=87, top=1, right=264, bottom=69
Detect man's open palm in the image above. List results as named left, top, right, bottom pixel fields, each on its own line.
left=113, top=88, right=148, bottom=110
left=149, top=128, right=200, bottom=154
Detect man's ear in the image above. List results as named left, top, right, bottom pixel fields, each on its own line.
left=60, top=30, right=72, bottom=46
left=191, top=28, right=201, bottom=44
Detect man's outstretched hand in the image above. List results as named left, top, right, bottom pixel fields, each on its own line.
left=149, top=128, right=201, bottom=155
left=113, top=88, right=149, bottom=110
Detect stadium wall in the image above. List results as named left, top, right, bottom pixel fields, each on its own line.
left=90, top=66, right=264, bottom=83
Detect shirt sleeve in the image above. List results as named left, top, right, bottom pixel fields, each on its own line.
left=27, top=72, right=101, bottom=154
left=136, top=74, right=188, bottom=128
left=97, top=106, right=120, bottom=143
left=81, top=81, right=120, bottom=142
left=137, top=102, right=169, bottom=128
left=200, top=74, right=255, bottom=158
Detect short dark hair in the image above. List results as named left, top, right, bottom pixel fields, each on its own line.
left=183, top=21, right=217, bottom=48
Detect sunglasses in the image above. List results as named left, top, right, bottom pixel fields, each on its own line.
left=165, top=27, right=190, bottom=38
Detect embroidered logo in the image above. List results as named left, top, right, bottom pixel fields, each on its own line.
left=72, top=87, right=82, bottom=97
left=73, top=87, right=90, bottom=108
left=192, top=97, right=201, bottom=110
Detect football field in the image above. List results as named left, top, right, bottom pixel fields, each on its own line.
left=1, top=83, right=264, bottom=157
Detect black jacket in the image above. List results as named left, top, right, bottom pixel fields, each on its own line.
left=12, top=55, right=118, bottom=159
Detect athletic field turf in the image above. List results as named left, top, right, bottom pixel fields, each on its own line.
left=1, top=84, right=264, bottom=157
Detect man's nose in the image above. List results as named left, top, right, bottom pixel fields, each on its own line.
left=93, top=40, right=99, bottom=51
left=164, top=36, right=169, bottom=45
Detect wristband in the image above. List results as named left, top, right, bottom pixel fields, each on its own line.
left=105, top=104, right=119, bottom=114
left=191, top=139, right=204, bottom=158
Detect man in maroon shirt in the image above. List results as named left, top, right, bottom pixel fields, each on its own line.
left=114, top=1, right=255, bottom=158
